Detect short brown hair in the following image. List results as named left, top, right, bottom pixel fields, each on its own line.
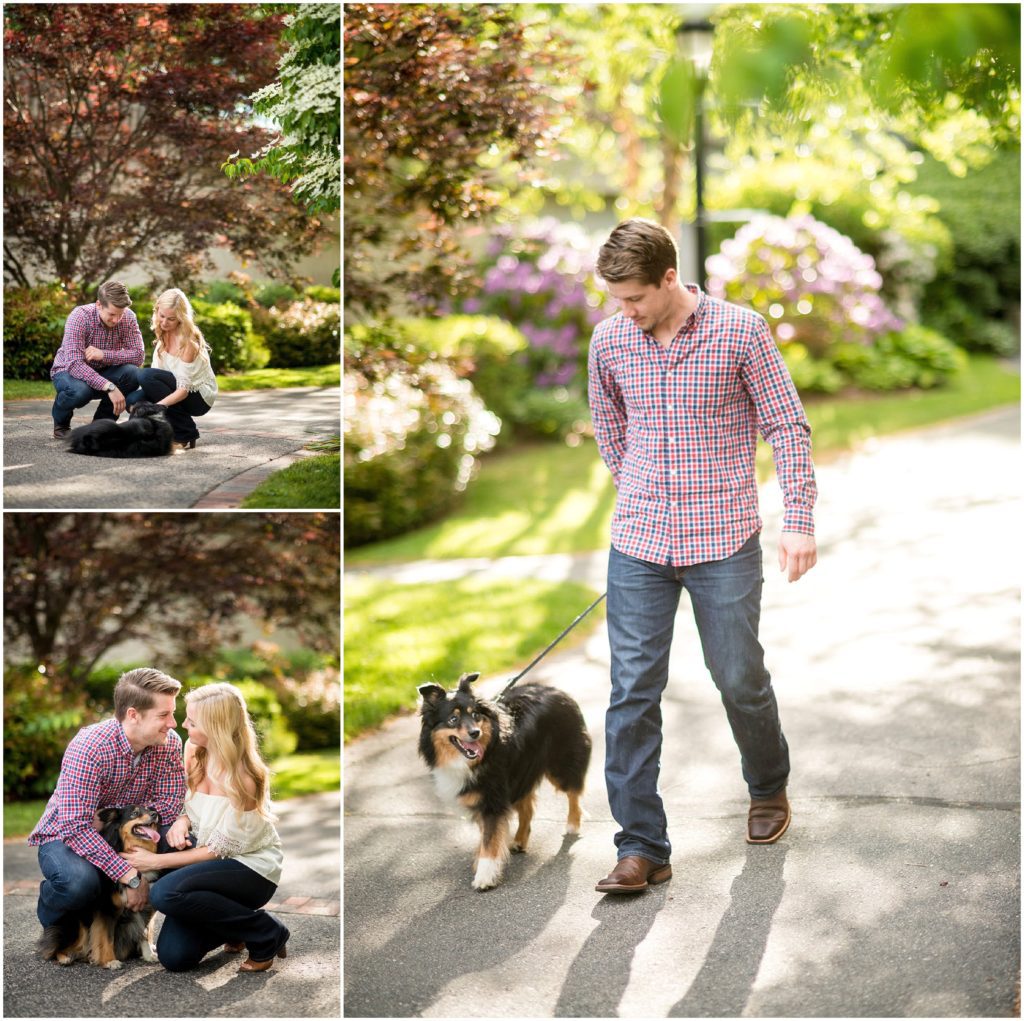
left=113, top=667, right=181, bottom=720
left=596, top=218, right=678, bottom=286
left=96, top=280, right=132, bottom=309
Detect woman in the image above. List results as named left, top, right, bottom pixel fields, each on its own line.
left=128, top=288, right=217, bottom=449
left=120, top=683, right=288, bottom=973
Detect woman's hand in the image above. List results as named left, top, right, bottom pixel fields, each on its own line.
left=166, top=816, right=192, bottom=849
left=120, top=847, right=162, bottom=871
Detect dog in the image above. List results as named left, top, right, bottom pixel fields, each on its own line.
left=67, top=401, right=174, bottom=458
left=418, top=672, right=591, bottom=890
left=38, top=806, right=163, bottom=969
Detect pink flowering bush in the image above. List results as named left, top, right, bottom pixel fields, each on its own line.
left=707, top=213, right=902, bottom=358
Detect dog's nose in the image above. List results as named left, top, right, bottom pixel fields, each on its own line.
left=467, top=726, right=481, bottom=740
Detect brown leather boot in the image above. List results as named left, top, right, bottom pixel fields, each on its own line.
left=747, top=788, right=791, bottom=844
left=595, top=855, right=672, bottom=893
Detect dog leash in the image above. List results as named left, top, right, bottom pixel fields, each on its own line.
left=495, top=591, right=607, bottom=703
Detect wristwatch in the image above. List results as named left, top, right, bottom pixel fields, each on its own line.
left=104, top=383, right=115, bottom=392
left=120, top=873, right=142, bottom=889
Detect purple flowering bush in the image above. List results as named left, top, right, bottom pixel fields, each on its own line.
left=455, top=218, right=607, bottom=439
left=707, top=214, right=963, bottom=393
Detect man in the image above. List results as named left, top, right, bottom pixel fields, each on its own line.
left=50, top=280, right=145, bottom=439
left=587, top=218, right=818, bottom=894
left=28, top=668, right=187, bottom=931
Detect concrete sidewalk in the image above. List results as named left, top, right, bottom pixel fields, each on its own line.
left=3, top=386, right=340, bottom=509
left=4, top=790, right=340, bottom=1017
left=344, top=406, right=1020, bottom=1018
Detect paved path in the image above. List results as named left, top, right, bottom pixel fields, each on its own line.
left=3, top=387, right=340, bottom=509
left=4, top=790, right=340, bottom=1017
left=344, top=406, right=1021, bottom=1018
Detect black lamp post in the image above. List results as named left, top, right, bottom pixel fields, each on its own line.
left=677, top=18, right=714, bottom=287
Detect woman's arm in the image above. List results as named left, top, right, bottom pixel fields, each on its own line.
left=121, top=844, right=218, bottom=871
left=157, top=387, right=190, bottom=408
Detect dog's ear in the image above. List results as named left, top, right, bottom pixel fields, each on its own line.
left=457, top=672, right=480, bottom=693
left=97, top=807, right=120, bottom=825
left=417, top=683, right=446, bottom=710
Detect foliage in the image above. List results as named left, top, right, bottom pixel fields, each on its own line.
left=240, top=451, right=341, bottom=509
left=831, top=325, right=967, bottom=391
left=4, top=666, right=87, bottom=801
left=3, top=4, right=326, bottom=291
left=344, top=326, right=500, bottom=547
left=707, top=214, right=902, bottom=357
left=3, top=514, right=340, bottom=687
left=2, top=283, right=77, bottom=381
left=186, top=676, right=297, bottom=760
left=910, top=149, right=1021, bottom=354
left=223, top=3, right=340, bottom=217
left=191, top=300, right=270, bottom=373
left=261, top=299, right=340, bottom=368
left=343, top=3, right=564, bottom=317
left=345, top=575, right=604, bottom=738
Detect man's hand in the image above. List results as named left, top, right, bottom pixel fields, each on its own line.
left=84, top=345, right=105, bottom=364
left=107, top=386, right=126, bottom=416
left=778, top=531, right=817, bottom=583
left=123, top=874, right=150, bottom=912
left=166, top=816, right=191, bottom=850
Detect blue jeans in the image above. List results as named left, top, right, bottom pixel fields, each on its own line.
left=605, top=533, right=790, bottom=864
left=35, top=822, right=183, bottom=927
left=51, top=364, right=140, bottom=427
left=149, top=859, right=286, bottom=972
left=126, top=367, right=211, bottom=442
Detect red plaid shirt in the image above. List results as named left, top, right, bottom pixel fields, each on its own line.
left=28, top=718, right=186, bottom=881
left=50, top=304, right=145, bottom=391
left=588, top=285, right=816, bottom=567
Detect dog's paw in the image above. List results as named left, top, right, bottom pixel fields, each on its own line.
left=142, top=941, right=158, bottom=963
left=56, top=953, right=74, bottom=966
left=564, top=822, right=580, bottom=836
left=102, top=959, right=123, bottom=970
left=509, top=840, right=527, bottom=854
left=472, top=858, right=503, bottom=890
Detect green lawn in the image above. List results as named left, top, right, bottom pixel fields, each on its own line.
left=3, top=748, right=339, bottom=838
left=241, top=442, right=340, bottom=509
left=3, top=364, right=339, bottom=401
left=344, top=575, right=603, bottom=739
left=347, top=354, right=1020, bottom=565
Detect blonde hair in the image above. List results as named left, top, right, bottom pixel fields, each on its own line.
left=185, top=683, right=273, bottom=820
left=114, top=668, right=181, bottom=721
left=151, top=288, right=209, bottom=362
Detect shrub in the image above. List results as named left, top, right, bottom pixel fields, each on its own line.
left=707, top=214, right=903, bottom=358
left=196, top=279, right=248, bottom=306
left=344, top=323, right=499, bottom=547
left=255, top=282, right=300, bottom=308
left=4, top=666, right=89, bottom=802
left=184, top=677, right=297, bottom=760
left=191, top=299, right=270, bottom=373
left=452, top=218, right=607, bottom=437
left=833, top=325, right=967, bottom=391
left=3, top=284, right=78, bottom=381
left=262, top=299, right=340, bottom=368
left=303, top=285, right=341, bottom=305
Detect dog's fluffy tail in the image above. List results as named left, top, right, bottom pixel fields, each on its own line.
left=38, top=918, right=78, bottom=959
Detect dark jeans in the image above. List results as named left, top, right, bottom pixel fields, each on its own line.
left=126, top=367, right=211, bottom=442
left=149, top=859, right=287, bottom=972
left=35, top=822, right=183, bottom=927
left=605, top=532, right=790, bottom=864
left=51, top=364, right=140, bottom=427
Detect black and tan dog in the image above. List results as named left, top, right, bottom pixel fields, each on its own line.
left=38, top=806, right=162, bottom=969
left=418, top=672, right=591, bottom=890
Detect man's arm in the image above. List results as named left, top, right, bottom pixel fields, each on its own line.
left=98, top=310, right=145, bottom=368
left=740, top=318, right=818, bottom=582
left=60, top=309, right=113, bottom=391
left=53, top=739, right=135, bottom=883
left=587, top=338, right=628, bottom=485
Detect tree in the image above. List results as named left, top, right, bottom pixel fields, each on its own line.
left=343, top=3, right=565, bottom=318
left=3, top=513, right=340, bottom=689
left=222, top=3, right=340, bottom=217
left=3, top=3, right=326, bottom=292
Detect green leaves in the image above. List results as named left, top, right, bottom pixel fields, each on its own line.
left=657, top=56, right=697, bottom=145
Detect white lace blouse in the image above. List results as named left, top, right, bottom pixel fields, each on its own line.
left=152, top=346, right=218, bottom=407
left=184, top=790, right=283, bottom=885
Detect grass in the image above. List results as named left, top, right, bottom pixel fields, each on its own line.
left=241, top=436, right=340, bottom=509
left=3, top=364, right=339, bottom=401
left=344, top=575, right=603, bottom=739
left=3, top=748, right=340, bottom=839
left=347, top=354, right=1020, bottom=565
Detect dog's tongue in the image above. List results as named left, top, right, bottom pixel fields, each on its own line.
left=463, top=741, right=483, bottom=760
left=137, top=826, right=160, bottom=843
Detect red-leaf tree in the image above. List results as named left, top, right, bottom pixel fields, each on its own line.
left=3, top=512, right=341, bottom=690
left=3, top=3, right=326, bottom=293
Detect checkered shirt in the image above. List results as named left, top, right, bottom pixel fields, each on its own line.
left=587, top=285, right=817, bottom=567
left=50, top=303, right=145, bottom=392
left=28, top=718, right=186, bottom=881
